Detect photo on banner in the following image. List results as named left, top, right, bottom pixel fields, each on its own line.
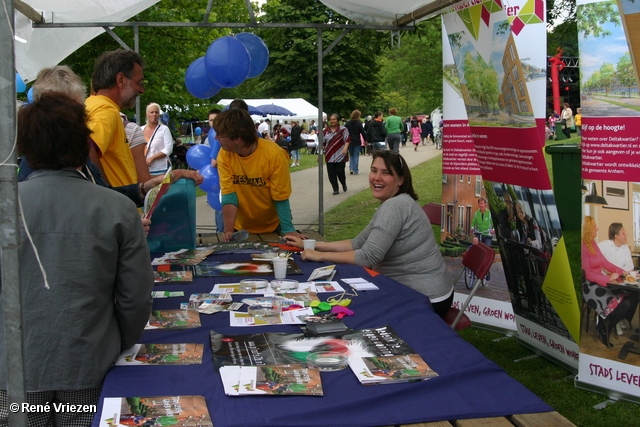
left=441, top=0, right=580, bottom=368
left=576, top=0, right=640, bottom=402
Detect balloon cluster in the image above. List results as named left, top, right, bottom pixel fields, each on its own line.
left=184, top=33, right=269, bottom=99
left=185, top=145, right=222, bottom=210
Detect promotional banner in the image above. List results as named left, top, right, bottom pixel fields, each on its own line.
left=576, top=0, right=640, bottom=402
left=442, top=0, right=580, bottom=369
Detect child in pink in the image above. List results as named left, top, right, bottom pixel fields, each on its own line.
left=411, top=124, right=421, bottom=151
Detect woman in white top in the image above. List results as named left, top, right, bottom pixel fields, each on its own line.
left=561, top=102, right=574, bottom=139
left=142, top=103, right=173, bottom=174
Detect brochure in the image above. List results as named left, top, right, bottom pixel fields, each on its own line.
left=229, top=307, right=314, bottom=327
left=210, top=325, right=437, bottom=386
left=154, top=271, right=194, bottom=283
left=142, top=170, right=172, bottom=220
left=308, top=265, right=336, bottom=281
left=145, top=310, right=201, bottom=330
left=99, top=395, right=212, bottom=427
left=117, top=343, right=204, bottom=365
left=219, top=364, right=323, bottom=396
left=151, top=291, right=184, bottom=298
left=193, top=259, right=303, bottom=277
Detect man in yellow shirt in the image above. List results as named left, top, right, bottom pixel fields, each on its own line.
left=213, top=109, right=308, bottom=242
left=85, top=49, right=145, bottom=187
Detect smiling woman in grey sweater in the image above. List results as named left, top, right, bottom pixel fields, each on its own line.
left=286, top=150, right=453, bottom=317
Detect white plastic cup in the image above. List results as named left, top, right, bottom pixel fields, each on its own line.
left=272, top=258, right=288, bottom=279
left=303, top=239, right=316, bottom=250
left=631, top=271, right=637, bottom=278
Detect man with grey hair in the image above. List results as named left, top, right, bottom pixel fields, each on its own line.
left=85, top=49, right=145, bottom=187
left=598, top=222, right=638, bottom=334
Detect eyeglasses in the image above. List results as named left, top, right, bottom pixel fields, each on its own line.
left=129, top=77, right=145, bottom=89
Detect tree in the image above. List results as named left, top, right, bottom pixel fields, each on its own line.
left=598, top=62, right=615, bottom=95
left=462, top=52, right=499, bottom=114
left=616, top=52, right=636, bottom=93
left=376, top=19, right=443, bottom=117
left=255, top=0, right=386, bottom=118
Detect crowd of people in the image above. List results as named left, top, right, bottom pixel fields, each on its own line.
left=546, top=102, right=581, bottom=140
left=7, top=48, right=453, bottom=424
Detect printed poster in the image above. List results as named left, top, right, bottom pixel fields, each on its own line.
left=441, top=0, right=580, bottom=369
left=576, top=0, right=640, bottom=402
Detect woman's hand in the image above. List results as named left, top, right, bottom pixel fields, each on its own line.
left=610, top=272, right=620, bottom=282
left=222, top=230, right=234, bottom=242
left=141, top=218, right=151, bottom=236
left=301, top=249, right=322, bottom=262
left=284, top=235, right=304, bottom=248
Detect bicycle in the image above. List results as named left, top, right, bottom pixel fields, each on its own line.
left=464, top=265, right=487, bottom=289
left=434, top=130, right=442, bottom=150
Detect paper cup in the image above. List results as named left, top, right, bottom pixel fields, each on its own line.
left=272, top=258, right=288, bottom=279
left=303, top=239, right=316, bottom=250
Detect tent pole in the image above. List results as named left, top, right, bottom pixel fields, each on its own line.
left=317, top=29, right=324, bottom=235
left=1, top=0, right=28, bottom=424
left=135, top=24, right=141, bottom=124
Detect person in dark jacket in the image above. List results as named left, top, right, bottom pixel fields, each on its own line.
left=366, top=111, right=387, bottom=152
left=289, top=120, right=305, bottom=167
left=345, top=110, right=367, bottom=174
left=420, top=116, right=434, bottom=145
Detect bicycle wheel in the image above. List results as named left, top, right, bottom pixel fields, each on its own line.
left=464, top=267, right=475, bottom=290
left=436, top=134, right=443, bottom=150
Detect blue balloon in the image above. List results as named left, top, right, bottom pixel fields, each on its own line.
left=235, top=33, right=270, bottom=78
left=27, top=87, right=34, bottom=103
left=15, top=73, right=26, bottom=93
left=186, top=144, right=211, bottom=170
left=205, top=36, right=250, bottom=88
left=207, top=190, right=222, bottom=211
left=198, top=165, right=220, bottom=193
left=195, top=127, right=202, bottom=136
left=185, top=57, right=220, bottom=99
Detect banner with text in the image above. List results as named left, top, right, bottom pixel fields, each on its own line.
left=442, top=0, right=580, bottom=369
left=577, top=0, right=640, bottom=401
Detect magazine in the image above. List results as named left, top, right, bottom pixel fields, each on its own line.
left=154, top=271, right=194, bottom=283
left=145, top=310, right=201, bottom=330
left=210, top=325, right=437, bottom=385
left=219, top=364, right=323, bottom=396
left=99, top=395, right=212, bottom=427
left=117, top=343, right=204, bottom=365
left=206, top=241, right=274, bottom=254
left=142, top=170, right=172, bottom=220
left=193, top=259, right=303, bottom=277
left=152, top=248, right=215, bottom=266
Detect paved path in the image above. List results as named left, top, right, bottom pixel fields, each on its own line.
left=196, top=143, right=443, bottom=233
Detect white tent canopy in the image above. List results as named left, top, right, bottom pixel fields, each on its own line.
left=218, top=98, right=326, bottom=125
left=319, top=0, right=434, bottom=25
left=14, top=0, right=161, bottom=82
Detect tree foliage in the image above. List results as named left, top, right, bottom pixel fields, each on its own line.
left=462, top=52, right=499, bottom=113
left=376, top=19, right=443, bottom=117
left=255, top=0, right=386, bottom=118
left=577, top=0, right=620, bottom=38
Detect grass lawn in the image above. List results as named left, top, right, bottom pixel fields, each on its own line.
left=323, top=149, right=640, bottom=427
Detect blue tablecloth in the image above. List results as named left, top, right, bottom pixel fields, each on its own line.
left=93, top=254, right=552, bottom=427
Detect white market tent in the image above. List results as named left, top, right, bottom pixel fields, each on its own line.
left=218, top=98, right=326, bottom=125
